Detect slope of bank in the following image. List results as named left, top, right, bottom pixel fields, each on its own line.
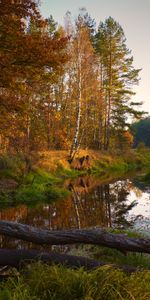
left=0, top=148, right=150, bottom=206
left=36, top=148, right=150, bottom=174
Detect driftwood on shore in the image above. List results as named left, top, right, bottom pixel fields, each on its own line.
left=0, top=249, right=137, bottom=273
left=0, top=220, right=150, bottom=254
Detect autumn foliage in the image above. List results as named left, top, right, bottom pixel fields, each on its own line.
left=0, top=4, right=142, bottom=155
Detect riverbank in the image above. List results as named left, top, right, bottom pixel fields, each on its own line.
left=0, top=148, right=150, bottom=206
left=33, top=148, right=150, bottom=174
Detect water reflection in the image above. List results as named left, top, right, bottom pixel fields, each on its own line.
left=0, top=175, right=149, bottom=249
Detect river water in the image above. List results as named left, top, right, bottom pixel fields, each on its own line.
left=0, top=173, right=150, bottom=249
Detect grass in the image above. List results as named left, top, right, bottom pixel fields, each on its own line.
left=14, top=168, right=70, bottom=206
left=68, top=234, right=150, bottom=270
left=91, top=148, right=150, bottom=176
left=0, top=167, right=70, bottom=207
left=67, top=229, right=150, bottom=272
left=0, top=262, right=149, bottom=300
left=94, top=247, right=150, bottom=269
left=56, top=164, right=87, bottom=178
left=0, top=148, right=150, bottom=207
left=35, top=148, right=150, bottom=178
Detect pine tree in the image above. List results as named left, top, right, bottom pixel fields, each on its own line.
left=95, top=17, right=142, bottom=150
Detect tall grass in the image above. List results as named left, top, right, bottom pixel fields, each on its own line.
left=0, top=263, right=149, bottom=300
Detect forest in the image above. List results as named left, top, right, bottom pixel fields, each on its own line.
left=0, top=0, right=147, bottom=161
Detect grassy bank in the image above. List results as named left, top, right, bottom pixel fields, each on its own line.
left=0, top=148, right=150, bottom=206
left=36, top=148, right=150, bottom=175
left=0, top=262, right=150, bottom=300
left=91, top=148, right=150, bottom=175
left=0, top=166, right=70, bottom=207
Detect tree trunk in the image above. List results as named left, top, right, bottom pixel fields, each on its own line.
left=47, top=102, right=51, bottom=150
left=0, top=221, right=150, bottom=254
left=69, top=40, right=82, bottom=161
left=0, top=249, right=137, bottom=273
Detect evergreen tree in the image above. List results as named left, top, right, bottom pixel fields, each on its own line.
left=95, top=17, right=142, bottom=150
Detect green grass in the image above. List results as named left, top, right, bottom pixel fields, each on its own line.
left=67, top=230, right=150, bottom=270
left=91, top=158, right=134, bottom=176
left=56, top=164, right=87, bottom=178
left=0, top=165, right=70, bottom=207
left=94, top=247, right=150, bottom=269
left=0, top=263, right=149, bottom=300
left=0, top=149, right=150, bottom=207
left=90, top=148, right=150, bottom=176
left=68, top=245, right=150, bottom=271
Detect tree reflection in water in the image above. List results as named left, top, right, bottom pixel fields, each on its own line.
left=0, top=176, right=143, bottom=249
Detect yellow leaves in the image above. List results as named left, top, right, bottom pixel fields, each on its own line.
left=55, top=112, right=61, bottom=121
left=123, top=131, right=134, bottom=145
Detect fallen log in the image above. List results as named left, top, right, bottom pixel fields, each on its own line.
left=0, top=249, right=137, bottom=273
left=0, top=220, right=150, bottom=253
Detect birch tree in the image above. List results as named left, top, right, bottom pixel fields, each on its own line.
left=69, top=15, right=98, bottom=160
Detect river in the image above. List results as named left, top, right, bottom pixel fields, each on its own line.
left=0, top=173, right=149, bottom=249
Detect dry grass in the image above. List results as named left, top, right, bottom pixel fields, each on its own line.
left=36, top=151, right=70, bottom=172
left=35, top=149, right=115, bottom=173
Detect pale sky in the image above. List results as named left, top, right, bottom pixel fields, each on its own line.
left=40, top=0, right=150, bottom=114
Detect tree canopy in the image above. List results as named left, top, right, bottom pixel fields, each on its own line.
left=0, top=4, right=145, bottom=155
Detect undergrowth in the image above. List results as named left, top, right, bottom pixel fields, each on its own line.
left=0, top=263, right=149, bottom=300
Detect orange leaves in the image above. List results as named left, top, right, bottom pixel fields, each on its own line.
left=123, top=131, right=134, bottom=145
left=0, top=1, right=69, bottom=152
left=0, top=0, right=68, bottom=88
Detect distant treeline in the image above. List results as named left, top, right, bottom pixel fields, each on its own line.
left=132, top=117, right=150, bottom=148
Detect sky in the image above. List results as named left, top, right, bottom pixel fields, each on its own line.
left=40, top=0, right=150, bottom=115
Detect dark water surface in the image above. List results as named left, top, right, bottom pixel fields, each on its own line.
left=0, top=174, right=150, bottom=249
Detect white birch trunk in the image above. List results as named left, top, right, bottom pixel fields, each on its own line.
left=70, top=38, right=82, bottom=161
